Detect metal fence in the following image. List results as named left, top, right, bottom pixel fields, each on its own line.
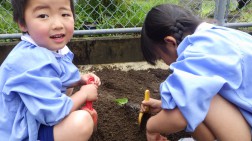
left=0, top=0, right=252, bottom=39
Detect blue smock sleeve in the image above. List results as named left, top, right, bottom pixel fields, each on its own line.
left=2, top=44, right=79, bottom=125
left=160, top=28, right=243, bottom=132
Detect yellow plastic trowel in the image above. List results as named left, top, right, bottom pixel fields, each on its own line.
left=138, top=89, right=151, bottom=130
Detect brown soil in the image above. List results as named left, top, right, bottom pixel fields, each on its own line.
left=78, top=67, right=192, bottom=141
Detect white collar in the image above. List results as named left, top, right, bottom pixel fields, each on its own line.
left=21, top=34, right=70, bottom=56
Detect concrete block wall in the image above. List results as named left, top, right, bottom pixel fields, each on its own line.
left=0, top=35, right=144, bottom=65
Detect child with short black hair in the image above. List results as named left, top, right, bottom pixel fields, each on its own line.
left=0, top=0, right=100, bottom=140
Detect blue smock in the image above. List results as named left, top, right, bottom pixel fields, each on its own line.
left=160, top=22, right=252, bottom=132
left=0, top=35, right=80, bottom=140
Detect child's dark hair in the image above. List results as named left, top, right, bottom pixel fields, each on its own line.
left=141, top=4, right=202, bottom=65
left=11, top=0, right=75, bottom=26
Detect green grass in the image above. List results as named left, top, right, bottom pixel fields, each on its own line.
left=0, top=0, right=252, bottom=34
left=237, top=5, right=252, bottom=22
left=0, top=7, right=19, bottom=34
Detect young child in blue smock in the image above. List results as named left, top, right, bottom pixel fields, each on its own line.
left=140, top=4, right=252, bottom=141
left=0, top=0, right=100, bottom=140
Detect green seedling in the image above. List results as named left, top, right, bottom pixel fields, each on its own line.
left=114, top=98, right=128, bottom=106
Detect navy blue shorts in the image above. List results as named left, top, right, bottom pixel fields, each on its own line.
left=37, top=124, right=54, bottom=141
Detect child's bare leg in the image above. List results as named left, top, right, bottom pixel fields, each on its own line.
left=204, top=94, right=251, bottom=141
left=146, top=108, right=187, bottom=134
left=53, top=110, right=94, bottom=141
left=66, top=88, right=74, bottom=96
left=192, top=123, right=216, bottom=141
left=147, top=107, right=216, bottom=141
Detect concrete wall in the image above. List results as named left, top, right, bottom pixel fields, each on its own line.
left=0, top=35, right=144, bottom=65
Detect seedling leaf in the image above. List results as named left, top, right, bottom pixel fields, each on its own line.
left=114, top=98, right=128, bottom=106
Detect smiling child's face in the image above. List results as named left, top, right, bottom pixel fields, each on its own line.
left=19, top=0, right=74, bottom=51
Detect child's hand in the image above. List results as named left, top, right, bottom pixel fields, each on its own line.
left=141, top=98, right=162, bottom=114
left=146, top=131, right=169, bottom=141
left=81, top=73, right=101, bottom=86
left=79, top=84, right=98, bottom=102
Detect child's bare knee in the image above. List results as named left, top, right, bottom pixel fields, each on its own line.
left=54, top=110, right=94, bottom=141
left=71, top=110, right=94, bottom=136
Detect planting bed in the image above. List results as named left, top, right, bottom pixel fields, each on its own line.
left=77, top=62, right=192, bottom=141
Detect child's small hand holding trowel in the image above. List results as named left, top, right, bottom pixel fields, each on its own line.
left=138, top=90, right=163, bottom=131
left=81, top=76, right=99, bottom=128
left=138, top=90, right=152, bottom=130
